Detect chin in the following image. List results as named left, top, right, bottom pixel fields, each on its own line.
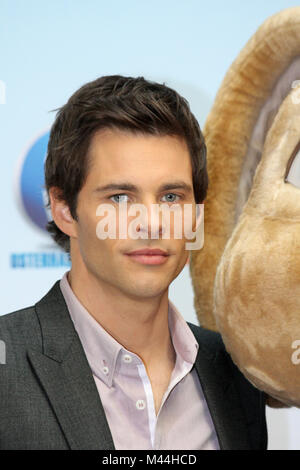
left=124, top=283, right=167, bottom=299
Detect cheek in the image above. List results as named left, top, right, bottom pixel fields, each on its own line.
left=170, top=245, right=189, bottom=278
left=169, top=205, right=197, bottom=237
left=76, top=210, right=103, bottom=253
left=81, top=215, right=97, bottom=239
left=172, top=238, right=189, bottom=262
left=180, top=247, right=189, bottom=265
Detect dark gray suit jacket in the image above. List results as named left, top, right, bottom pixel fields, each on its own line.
left=0, top=280, right=267, bottom=450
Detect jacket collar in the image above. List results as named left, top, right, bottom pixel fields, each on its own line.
left=27, top=280, right=251, bottom=450
left=27, top=280, right=115, bottom=450
left=187, top=322, right=252, bottom=450
left=59, top=271, right=199, bottom=388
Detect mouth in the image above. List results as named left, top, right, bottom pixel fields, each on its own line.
left=125, top=249, right=169, bottom=265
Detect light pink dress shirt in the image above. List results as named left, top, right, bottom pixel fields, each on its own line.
left=60, top=271, right=220, bottom=450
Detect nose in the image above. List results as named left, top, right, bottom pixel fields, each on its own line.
left=132, top=201, right=165, bottom=239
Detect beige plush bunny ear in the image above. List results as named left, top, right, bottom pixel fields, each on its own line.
left=189, top=6, right=300, bottom=332
left=213, top=81, right=300, bottom=407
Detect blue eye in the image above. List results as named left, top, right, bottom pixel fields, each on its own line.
left=162, top=193, right=181, bottom=203
left=110, top=194, right=129, bottom=203
left=109, top=193, right=181, bottom=204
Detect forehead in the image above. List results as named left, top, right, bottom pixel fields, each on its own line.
left=86, top=128, right=193, bottom=181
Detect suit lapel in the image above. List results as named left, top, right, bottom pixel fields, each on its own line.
left=27, top=281, right=251, bottom=450
left=188, top=323, right=251, bottom=450
left=27, top=281, right=115, bottom=450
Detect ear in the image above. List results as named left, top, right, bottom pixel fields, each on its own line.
left=48, top=187, right=78, bottom=238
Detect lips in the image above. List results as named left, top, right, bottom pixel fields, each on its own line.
left=126, top=248, right=168, bottom=256
left=125, top=248, right=169, bottom=265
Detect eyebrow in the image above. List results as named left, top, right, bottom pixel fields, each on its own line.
left=93, top=181, right=193, bottom=194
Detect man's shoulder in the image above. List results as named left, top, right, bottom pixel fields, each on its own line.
left=187, top=322, right=267, bottom=450
left=0, top=303, right=43, bottom=350
left=0, top=306, right=39, bottom=344
left=0, top=305, right=37, bottom=331
left=186, top=321, right=266, bottom=399
left=0, top=280, right=62, bottom=337
left=186, top=321, right=227, bottom=358
left=188, top=320, right=267, bottom=399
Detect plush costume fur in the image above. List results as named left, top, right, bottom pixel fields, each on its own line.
left=189, top=7, right=300, bottom=406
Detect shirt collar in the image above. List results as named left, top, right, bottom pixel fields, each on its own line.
left=59, top=271, right=199, bottom=388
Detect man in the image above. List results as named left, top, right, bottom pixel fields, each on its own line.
left=0, top=75, right=267, bottom=450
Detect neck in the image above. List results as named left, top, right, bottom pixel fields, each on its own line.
left=67, top=267, right=176, bottom=372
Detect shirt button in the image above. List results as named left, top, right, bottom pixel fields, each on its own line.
left=102, top=366, right=109, bottom=375
left=123, top=354, right=132, bottom=363
left=136, top=399, right=146, bottom=410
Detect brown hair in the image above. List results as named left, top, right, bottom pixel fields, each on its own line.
left=44, top=75, right=208, bottom=254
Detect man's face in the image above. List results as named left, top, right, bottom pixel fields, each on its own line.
left=72, top=128, right=198, bottom=300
